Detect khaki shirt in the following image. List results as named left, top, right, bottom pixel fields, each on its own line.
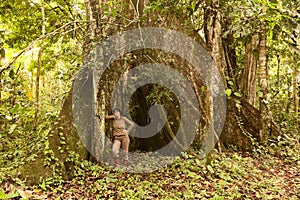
left=112, top=117, right=134, bottom=136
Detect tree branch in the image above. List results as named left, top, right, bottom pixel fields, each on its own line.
left=0, top=20, right=87, bottom=76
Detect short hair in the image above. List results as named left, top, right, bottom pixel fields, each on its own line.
left=112, top=108, right=121, bottom=114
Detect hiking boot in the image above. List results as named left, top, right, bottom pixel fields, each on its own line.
left=122, top=160, right=128, bottom=166
left=114, top=157, right=120, bottom=168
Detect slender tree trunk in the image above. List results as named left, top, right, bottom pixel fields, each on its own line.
left=258, top=23, right=269, bottom=141
left=241, top=34, right=259, bottom=105
left=277, top=54, right=280, bottom=87
left=0, top=42, right=3, bottom=100
left=35, top=0, right=46, bottom=126
left=203, top=0, right=226, bottom=161
left=293, top=59, right=299, bottom=132
left=130, top=0, right=149, bottom=18
left=223, top=17, right=238, bottom=88
left=83, top=0, right=98, bottom=57
left=204, top=0, right=226, bottom=84
left=286, top=67, right=292, bottom=113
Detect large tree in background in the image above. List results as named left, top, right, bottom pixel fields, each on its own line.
left=0, top=0, right=298, bottom=184
left=47, top=0, right=212, bottom=175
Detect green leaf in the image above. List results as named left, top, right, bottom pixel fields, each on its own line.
left=9, top=124, right=17, bottom=134
left=9, top=69, right=14, bottom=79
left=207, top=165, right=214, bottom=174
left=5, top=115, right=12, bottom=121
left=0, top=189, right=5, bottom=199
left=234, top=92, right=242, bottom=97
left=0, top=91, right=11, bottom=100
left=0, top=48, right=5, bottom=58
left=225, top=89, right=232, bottom=97
left=11, top=104, right=19, bottom=114
left=4, top=192, right=20, bottom=199
left=191, top=1, right=196, bottom=11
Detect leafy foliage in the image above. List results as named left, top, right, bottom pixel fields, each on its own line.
left=0, top=0, right=299, bottom=199
left=1, top=149, right=299, bottom=199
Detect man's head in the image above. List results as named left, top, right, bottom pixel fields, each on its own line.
left=112, top=108, right=121, bottom=118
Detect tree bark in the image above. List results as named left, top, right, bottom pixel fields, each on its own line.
left=34, top=0, right=46, bottom=126
left=204, top=0, right=226, bottom=84
left=203, top=0, right=227, bottom=161
left=293, top=59, right=299, bottom=132
left=241, top=34, right=259, bottom=105
left=223, top=17, right=238, bottom=88
left=220, top=96, right=281, bottom=149
left=258, top=23, right=270, bottom=141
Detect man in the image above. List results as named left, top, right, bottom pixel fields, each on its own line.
left=105, top=108, right=134, bottom=167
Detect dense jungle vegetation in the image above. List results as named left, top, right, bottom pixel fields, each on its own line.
left=0, top=0, right=299, bottom=199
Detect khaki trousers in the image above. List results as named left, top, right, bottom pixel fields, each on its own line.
left=112, top=135, right=130, bottom=160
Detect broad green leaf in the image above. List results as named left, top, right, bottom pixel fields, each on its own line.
left=4, top=192, right=20, bottom=199
left=225, top=89, right=232, bottom=97
left=11, top=104, right=19, bottom=114
left=0, top=189, right=5, bottom=199
left=234, top=92, right=242, bottom=97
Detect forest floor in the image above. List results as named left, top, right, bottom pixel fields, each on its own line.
left=1, top=146, right=299, bottom=200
